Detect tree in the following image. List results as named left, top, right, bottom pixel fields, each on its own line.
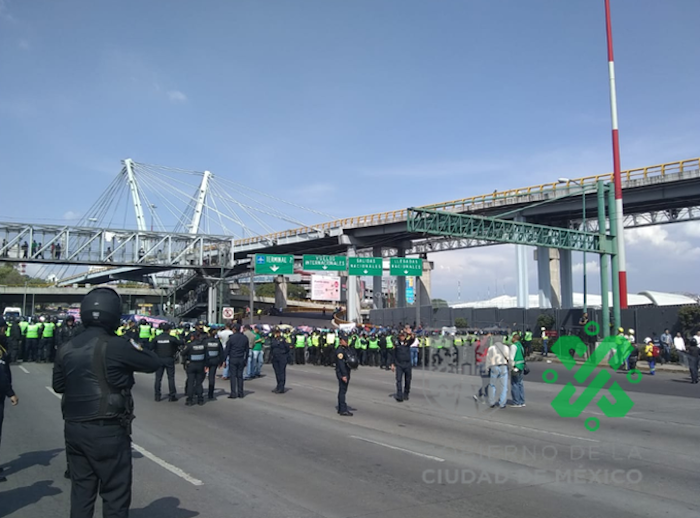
left=454, top=317, right=468, bottom=328
left=431, top=298, right=449, bottom=308
left=0, top=263, right=44, bottom=286
left=537, top=313, right=555, bottom=331
left=678, top=305, right=700, bottom=335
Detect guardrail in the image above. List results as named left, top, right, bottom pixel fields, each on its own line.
left=233, top=157, right=700, bottom=248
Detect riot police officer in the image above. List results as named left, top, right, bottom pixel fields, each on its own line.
left=181, top=335, right=207, bottom=406
left=1, top=317, right=19, bottom=483
left=203, top=329, right=224, bottom=400
left=270, top=327, right=289, bottom=394
left=151, top=324, right=181, bottom=402
left=52, top=287, right=162, bottom=517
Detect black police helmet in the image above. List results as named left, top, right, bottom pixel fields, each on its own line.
left=80, top=288, right=121, bottom=331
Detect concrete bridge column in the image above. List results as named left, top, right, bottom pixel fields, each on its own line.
left=418, top=257, right=432, bottom=304
left=559, top=249, right=574, bottom=308
left=515, top=215, right=529, bottom=308
left=274, top=275, right=288, bottom=310
left=396, top=248, right=406, bottom=308
left=346, top=246, right=362, bottom=323
left=536, top=247, right=554, bottom=309
left=373, top=246, right=383, bottom=310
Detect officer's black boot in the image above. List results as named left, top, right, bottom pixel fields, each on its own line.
left=168, top=395, right=178, bottom=402
left=198, top=398, right=204, bottom=406
left=155, top=394, right=161, bottom=402
left=185, top=399, right=193, bottom=406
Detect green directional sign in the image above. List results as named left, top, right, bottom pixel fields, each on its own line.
left=254, top=254, right=294, bottom=275
left=303, top=255, right=347, bottom=272
left=390, top=257, right=423, bottom=277
left=348, top=257, right=383, bottom=276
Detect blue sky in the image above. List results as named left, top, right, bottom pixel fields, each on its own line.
left=1, top=0, right=699, bottom=301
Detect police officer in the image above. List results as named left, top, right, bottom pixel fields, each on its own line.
left=0, top=318, right=19, bottom=483
left=181, top=334, right=207, bottom=406
left=270, top=327, right=289, bottom=394
left=224, top=324, right=249, bottom=399
left=203, top=329, right=224, bottom=400
left=7, top=317, right=22, bottom=364
left=391, top=331, right=413, bottom=402
left=137, top=318, right=152, bottom=347
left=150, top=324, right=181, bottom=402
left=41, top=317, right=56, bottom=363
left=24, top=317, right=41, bottom=362
left=336, top=335, right=352, bottom=416
left=59, top=315, right=82, bottom=351
left=52, top=287, right=162, bottom=517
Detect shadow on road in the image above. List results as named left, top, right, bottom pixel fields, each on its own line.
left=0, top=480, right=62, bottom=517
left=1, top=448, right=63, bottom=477
left=131, top=497, right=199, bottom=518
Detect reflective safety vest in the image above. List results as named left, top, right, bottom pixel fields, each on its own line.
left=42, top=322, right=56, bottom=338
left=524, top=331, right=533, bottom=341
left=155, top=329, right=164, bottom=336
left=139, top=325, right=152, bottom=339
left=386, top=336, right=394, bottom=349
left=19, top=321, right=28, bottom=336
left=188, top=343, right=207, bottom=362
left=454, top=337, right=463, bottom=346
left=368, top=339, right=379, bottom=349
left=419, top=337, right=427, bottom=348
left=358, top=339, right=367, bottom=350
left=4, top=324, right=10, bottom=337
left=26, top=323, right=40, bottom=339
left=295, top=335, right=306, bottom=348
left=311, top=335, right=320, bottom=347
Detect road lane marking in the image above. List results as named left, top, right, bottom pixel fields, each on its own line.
left=462, top=416, right=599, bottom=443
left=350, top=436, right=445, bottom=462
left=131, top=444, right=203, bottom=486
left=46, top=386, right=204, bottom=486
left=19, top=365, right=30, bottom=374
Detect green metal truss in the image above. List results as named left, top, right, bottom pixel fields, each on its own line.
left=407, top=208, right=613, bottom=253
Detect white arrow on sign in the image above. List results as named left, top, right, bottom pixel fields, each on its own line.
left=363, top=269, right=368, bottom=274
left=404, top=270, right=408, bottom=274
left=270, top=265, right=279, bottom=272
left=322, top=265, right=328, bottom=270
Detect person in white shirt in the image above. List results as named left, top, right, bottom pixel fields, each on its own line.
left=485, top=336, right=510, bottom=409
left=673, top=332, right=686, bottom=352
left=217, top=323, right=234, bottom=380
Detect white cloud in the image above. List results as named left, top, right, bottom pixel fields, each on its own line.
left=682, top=221, right=700, bottom=238
left=63, top=210, right=81, bottom=221
left=166, top=90, right=187, bottom=103
left=572, top=260, right=600, bottom=275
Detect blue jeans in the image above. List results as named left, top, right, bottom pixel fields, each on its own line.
left=648, top=358, right=655, bottom=375
left=488, top=365, right=508, bottom=407
left=511, top=370, right=525, bottom=405
left=410, top=348, right=418, bottom=367
left=251, top=350, right=263, bottom=377
left=542, top=339, right=548, bottom=356
left=222, top=357, right=230, bottom=378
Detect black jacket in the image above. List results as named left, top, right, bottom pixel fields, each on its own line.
left=0, top=341, right=15, bottom=398
left=270, top=337, right=290, bottom=361
left=225, top=332, right=250, bottom=363
left=392, top=340, right=412, bottom=367
left=335, top=346, right=350, bottom=380
left=151, top=334, right=182, bottom=359
left=53, top=327, right=163, bottom=394
left=687, top=344, right=700, bottom=359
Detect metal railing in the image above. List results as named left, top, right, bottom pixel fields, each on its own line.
left=234, top=157, right=699, bottom=247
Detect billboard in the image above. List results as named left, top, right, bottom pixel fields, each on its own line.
left=311, top=275, right=341, bottom=301
left=406, top=277, right=415, bottom=304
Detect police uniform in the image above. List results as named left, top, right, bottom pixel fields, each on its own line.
left=1, top=318, right=19, bottom=482
left=203, top=333, right=224, bottom=400
left=151, top=329, right=182, bottom=402
left=391, top=335, right=413, bottom=402
left=224, top=326, right=249, bottom=398
left=336, top=341, right=352, bottom=416
left=270, top=331, right=290, bottom=393
left=181, top=338, right=207, bottom=405
left=52, top=288, right=162, bottom=517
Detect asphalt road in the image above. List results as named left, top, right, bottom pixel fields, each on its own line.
left=1, top=358, right=699, bottom=518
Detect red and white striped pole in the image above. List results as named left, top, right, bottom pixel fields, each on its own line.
left=605, top=0, right=627, bottom=308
